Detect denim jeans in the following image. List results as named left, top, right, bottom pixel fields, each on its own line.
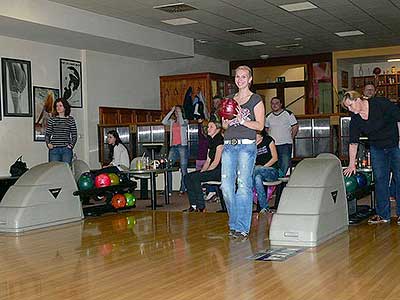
left=221, top=143, right=257, bottom=234
left=370, top=145, right=400, bottom=220
left=276, top=143, right=292, bottom=176
left=253, top=166, right=279, bottom=209
left=49, top=147, right=73, bottom=165
left=168, top=145, right=188, bottom=192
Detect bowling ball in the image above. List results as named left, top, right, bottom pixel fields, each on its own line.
left=360, top=171, right=373, bottom=186
left=95, top=173, right=111, bottom=188
left=78, top=174, right=93, bottom=190
left=355, top=172, right=368, bottom=188
left=124, top=193, right=136, bottom=207
left=219, top=98, right=238, bottom=120
left=111, top=193, right=126, bottom=209
left=344, top=175, right=358, bottom=193
left=108, top=173, right=120, bottom=186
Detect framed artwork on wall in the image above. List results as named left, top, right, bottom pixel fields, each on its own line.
left=60, top=58, right=82, bottom=108
left=33, top=86, right=60, bottom=142
left=1, top=57, right=32, bottom=117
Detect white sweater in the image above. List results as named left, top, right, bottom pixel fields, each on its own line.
left=111, top=143, right=130, bottom=170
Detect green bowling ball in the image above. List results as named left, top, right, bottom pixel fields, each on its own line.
left=344, top=175, right=358, bottom=193
left=108, top=173, right=120, bottom=186
left=124, top=193, right=136, bottom=207
left=78, top=175, right=94, bottom=190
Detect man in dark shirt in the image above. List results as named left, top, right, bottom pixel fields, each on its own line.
left=184, top=121, right=224, bottom=212
left=343, top=91, right=400, bottom=224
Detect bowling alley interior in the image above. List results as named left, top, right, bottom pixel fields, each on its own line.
left=2, top=1, right=400, bottom=299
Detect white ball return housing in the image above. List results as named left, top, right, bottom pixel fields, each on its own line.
left=269, top=153, right=348, bottom=247
left=0, top=162, right=84, bottom=233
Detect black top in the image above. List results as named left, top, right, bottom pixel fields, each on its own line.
left=256, top=135, right=279, bottom=169
left=208, top=133, right=224, bottom=167
left=349, top=97, right=400, bottom=148
left=224, top=93, right=263, bottom=140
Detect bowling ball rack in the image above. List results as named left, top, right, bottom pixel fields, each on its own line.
left=347, top=184, right=375, bottom=225
left=73, top=181, right=137, bottom=216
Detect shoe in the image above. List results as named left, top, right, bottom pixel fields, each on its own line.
left=168, top=192, right=172, bottom=197
left=397, top=217, right=400, bottom=225
left=233, top=231, right=249, bottom=241
left=197, top=207, right=207, bottom=213
left=182, top=206, right=196, bottom=212
left=205, top=192, right=217, bottom=201
left=259, top=208, right=273, bottom=214
left=228, top=229, right=236, bottom=236
left=179, top=191, right=186, bottom=196
left=368, top=215, right=390, bottom=224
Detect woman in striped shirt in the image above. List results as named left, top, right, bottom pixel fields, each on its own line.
left=45, top=98, right=77, bottom=165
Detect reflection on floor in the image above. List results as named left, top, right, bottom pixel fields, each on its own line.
left=1, top=206, right=400, bottom=300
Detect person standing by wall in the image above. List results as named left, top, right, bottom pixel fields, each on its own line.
left=265, top=97, right=298, bottom=176
left=342, top=90, right=400, bottom=224
left=45, top=98, right=77, bottom=165
left=162, top=105, right=189, bottom=195
left=221, top=65, right=265, bottom=240
left=363, top=83, right=376, bottom=99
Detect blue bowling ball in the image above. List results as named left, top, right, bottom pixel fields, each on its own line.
left=355, top=172, right=368, bottom=188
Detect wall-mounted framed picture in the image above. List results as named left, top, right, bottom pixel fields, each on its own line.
left=60, top=58, right=82, bottom=108
left=33, top=86, right=60, bottom=142
left=1, top=57, right=32, bottom=117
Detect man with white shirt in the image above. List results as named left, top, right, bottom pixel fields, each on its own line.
left=265, top=97, right=298, bottom=176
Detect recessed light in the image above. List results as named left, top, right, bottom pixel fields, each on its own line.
left=388, top=58, right=400, bottom=62
left=294, top=37, right=303, bottom=41
left=335, top=30, right=364, bottom=37
left=279, top=2, right=317, bottom=12
left=237, top=41, right=266, bottom=47
left=260, top=54, right=269, bottom=59
left=161, top=18, right=198, bottom=26
left=196, top=39, right=208, bottom=44
left=275, top=43, right=302, bottom=49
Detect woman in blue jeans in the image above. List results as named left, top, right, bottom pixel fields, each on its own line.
left=342, top=90, right=400, bottom=224
left=45, top=98, right=77, bottom=165
left=162, top=105, right=189, bottom=194
left=254, top=130, right=281, bottom=214
left=221, top=65, right=265, bottom=240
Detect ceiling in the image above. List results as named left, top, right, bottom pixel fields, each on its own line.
left=47, top=0, right=400, bottom=61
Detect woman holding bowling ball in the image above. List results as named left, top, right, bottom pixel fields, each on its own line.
left=342, top=90, right=400, bottom=224
left=221, top=65, right=265, bottom=240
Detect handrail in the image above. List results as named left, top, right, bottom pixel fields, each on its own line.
left=285, top=94, right=305, bottom=109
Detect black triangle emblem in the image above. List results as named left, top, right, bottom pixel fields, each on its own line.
left=331, top=190, right=338, bottom=204
left=49, top=188, right=62, bottom=199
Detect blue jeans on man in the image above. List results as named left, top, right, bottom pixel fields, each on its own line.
left=253, top=166, right=279, bottom=210
left=167, top=145, right=188, bottom=193
left=49, top=146, right=73, bottom=165
left=276, top=143, right=292, bottom=176
left=221, top=143, right=257, bottom=234
left=370, top=145, right=400, bottom=220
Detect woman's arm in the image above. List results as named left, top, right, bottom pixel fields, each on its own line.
left=161, top=107, right=175, bottom=125
left=264, top=141, right=278, bottom=167
left=343, top=143, right=358, bottom=176
left=200, top=150, right=211, bottom=172
left=207, top=145, right=223, bottom=171
left=45, top=117, right=54, bottom=149
left=68, top=117, right=78, bottom=148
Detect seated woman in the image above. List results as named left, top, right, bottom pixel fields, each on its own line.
left=254, top=129, right=281, bottom=214
left=184, top=120, right=224, bottom=212
left=92, top=130, right=130, bottom=176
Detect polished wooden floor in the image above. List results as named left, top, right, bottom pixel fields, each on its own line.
left=1, top=210, right=400, bottom=300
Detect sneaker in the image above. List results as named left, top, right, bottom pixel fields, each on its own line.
left=368, top=215, right=390, bottom=224
left=259, top=208, right=273, bottom=214
left=182, top=206, right=196, bottom=212
left=205, top=192, right=217, bottom=201
left=234, top=231, right=249, bottom=241
left=228, top=229, right=237, bottom=237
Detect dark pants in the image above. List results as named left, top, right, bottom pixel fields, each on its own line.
left=185, top=168, right=221, bottom=210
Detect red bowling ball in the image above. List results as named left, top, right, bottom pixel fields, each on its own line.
left=219, top=98, right=239, bottom=120
left=94, top=173, right=111, bottom=188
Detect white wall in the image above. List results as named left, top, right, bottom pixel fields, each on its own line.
left=85, top=51, right=229, bottom=167
left=353, top=62, right=400, bottom=77
left=0, top=36, right=85, bottom=176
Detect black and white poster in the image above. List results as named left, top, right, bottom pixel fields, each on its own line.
left=60, top=58, right=82, bottom=108
left=1, top=57, right=32, bottom=117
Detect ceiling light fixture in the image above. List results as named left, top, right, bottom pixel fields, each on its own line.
left=196, top=39, right=208, bottom=44
left=279, top=2, right=317, bottom=12
left=161, top=18, right=198, bottom=26
left=335, top=30, right=364, bottom=37
left=237, top=41, right=266, bottom=47
left=387, top=58, right=400, bottom=62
